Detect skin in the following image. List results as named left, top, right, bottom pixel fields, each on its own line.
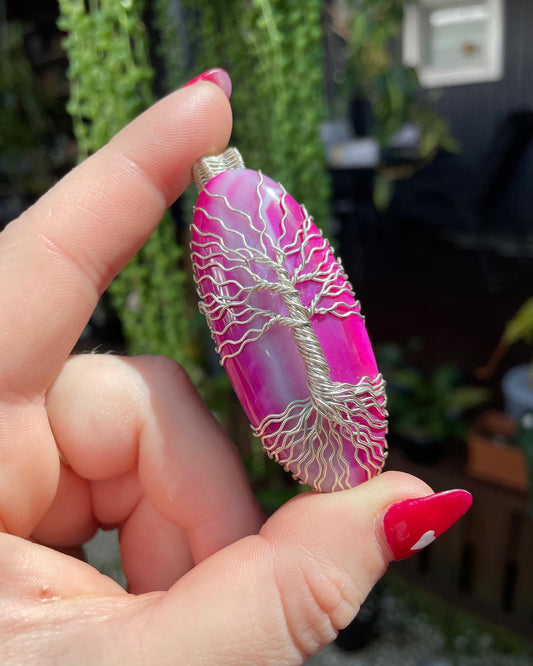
left=0, top=81, right=432, bottom=664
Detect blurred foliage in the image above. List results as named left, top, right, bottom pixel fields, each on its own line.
left=503, top=297, right=533, bottom=349
left=0, top=22, right=58, bottom=202
left=152, top=0, right=188, bottom=92
left=58, top=0, right=153, bottom=156
left=344, top=0, right=458, bottom=156
left=0, top=23, right=48, bottom=153
left=378, top=342, right=489, bottom=444
left=174, top=0, right=331, bottom=234
left=58, top=0, right=197, bottom=375
left=504, top=296, right=533, bottom=383
left=330, top=0, right=458, bottom=208
left=477, top=296, right=533, bottom=381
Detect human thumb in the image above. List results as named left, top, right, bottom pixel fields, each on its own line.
left=139, top=471, right=471, bottom=664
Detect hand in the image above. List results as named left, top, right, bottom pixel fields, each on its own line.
left=0, top=70, right=470, bottom=664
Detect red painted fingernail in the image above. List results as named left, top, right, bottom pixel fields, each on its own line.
left=182, top=68, right=232, bottom=99
left=383, top=489, right=472, bottom=561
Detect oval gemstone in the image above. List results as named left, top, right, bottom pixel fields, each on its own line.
left=191, top=168, right=387, bottom=492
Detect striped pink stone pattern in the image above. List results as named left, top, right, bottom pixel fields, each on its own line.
left=191, top=167, right=387, bottom=492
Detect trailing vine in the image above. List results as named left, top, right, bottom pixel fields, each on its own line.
left=58, top=0, right=196, bottom=373
left=163, top=0, right=331, bottom=234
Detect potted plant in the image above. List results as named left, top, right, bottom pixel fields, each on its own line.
left=379, top=343, right=489, bottom=463
left=327, top=0, right=458, bottom=208
left=467, top=298, right=533, bottom=490
left=466, top=409, right=528, bottom=491
left=477, top=297, right=533, bottom=419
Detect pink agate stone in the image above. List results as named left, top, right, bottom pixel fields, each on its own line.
left=191, top=155, right=387, bottom=492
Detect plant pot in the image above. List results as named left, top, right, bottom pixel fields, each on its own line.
left=502, top=364, right=533, bottom=420
left=466, top=410, right=528, bottom=491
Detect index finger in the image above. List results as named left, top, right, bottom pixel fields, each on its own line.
left=0, top=80, right=232, bottom=399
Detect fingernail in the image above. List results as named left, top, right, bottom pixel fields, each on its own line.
left=182, top=68, right=232, bottom=99
left=383, top=489, right=472, bottom=561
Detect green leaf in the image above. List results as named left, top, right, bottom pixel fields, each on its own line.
left=503, top=298, right=533, bottom=345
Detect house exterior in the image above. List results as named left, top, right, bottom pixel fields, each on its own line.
left=404, top=0, right=533, bottom=241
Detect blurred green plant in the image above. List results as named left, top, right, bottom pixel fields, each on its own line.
left=477, top=297, right=533, bottom=382
left=503, top=298, right=533, bottom=374
left=175, top=0, right=331, bottom=233
left=331, top=0, right=458, bottom=208
left=58, top=0, right=198, bottom=375
left=1, top=23, right=48, bottom=154
left=347, top=0, right=458, bottom=154
left=378, top=342, right=489, bottom=445
left=0, top=22, right=56, bottom=201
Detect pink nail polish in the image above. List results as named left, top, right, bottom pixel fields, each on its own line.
left=383, top=489, right=472, bottom=560
left=182, top=68, right=232, bottom=99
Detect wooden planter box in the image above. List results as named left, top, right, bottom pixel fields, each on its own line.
left=467, top=410, right=529, bottom=491
left=388, top=447, right=533, bottom=643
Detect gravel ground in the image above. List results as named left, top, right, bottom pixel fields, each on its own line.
left=84, top=528, right=126, bottom=588
left=85, top=529, right=532, bottom=666
left=308, top=592, right=532, bottom=666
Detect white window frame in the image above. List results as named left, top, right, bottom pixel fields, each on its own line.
left=403, top=0, right=504, bottom=88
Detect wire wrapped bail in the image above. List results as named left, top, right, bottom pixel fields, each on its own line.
left=193, top=147, right=245, bottom=192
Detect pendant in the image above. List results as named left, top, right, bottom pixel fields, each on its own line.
left=191, top=148, right=387, bottom=492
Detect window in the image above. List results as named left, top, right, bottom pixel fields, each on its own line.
left=403, top=0, right=504, bottom=87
